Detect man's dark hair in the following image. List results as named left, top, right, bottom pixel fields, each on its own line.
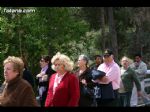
left=134, top=53, right=142, bottom=58
left=94, top=55, right=102, bottom=60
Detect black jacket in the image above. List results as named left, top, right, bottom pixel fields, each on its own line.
left=75, top=68, right=95, bottom=106
left=35, top=66, right=55, bottom=106
left=23, top=68, right=34, bottom=88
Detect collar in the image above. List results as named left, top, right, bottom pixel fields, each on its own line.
left=6, top=76, right=21, bottom=88
left=121, top=66, right=129, bottom=70
left=41, top=65, right=48, bottom=72
left=137, top=60, right=142, bottom=64
left=105, top=60, right=115, bottom=66
left=57, top=72, right=67, bottom=78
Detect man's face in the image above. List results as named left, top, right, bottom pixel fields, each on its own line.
left=135, top=56, right=141, bottom=63
left=95, top=57, right=102, bottom=65
left=103, top=55, right=113, bottom=63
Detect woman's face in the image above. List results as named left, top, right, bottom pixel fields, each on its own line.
left=77, top=57, right=86, bottom=68
left=4, top=62, right=19, bottom=82
left=54, top=60, right=65, bottom=73
left=40, top=58, right=49, bottom=68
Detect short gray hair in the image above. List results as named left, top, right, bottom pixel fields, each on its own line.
left=78, top=54, right=89, bottom=64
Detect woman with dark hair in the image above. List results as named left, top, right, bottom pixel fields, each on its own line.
left=36, top=55, right=55, bottom=107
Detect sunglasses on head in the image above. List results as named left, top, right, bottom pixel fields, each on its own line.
left=40, top=59, right=45, bottom=62
left=103, top=54, right=111, bottom=58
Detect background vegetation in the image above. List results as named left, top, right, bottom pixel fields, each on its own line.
left=0, top=7, right=150, bottom=86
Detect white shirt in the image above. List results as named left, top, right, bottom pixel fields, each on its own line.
left=53, top=72, right=66, bottom=95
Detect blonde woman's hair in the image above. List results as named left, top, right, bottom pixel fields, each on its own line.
left=3, top=56, right=24, bottom=76
left=120, top=56, right=133, bottom=65
left=51, top=52, right=74, bottom=72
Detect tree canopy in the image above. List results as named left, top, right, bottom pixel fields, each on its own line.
left=0, top=7, right=150, bottom=84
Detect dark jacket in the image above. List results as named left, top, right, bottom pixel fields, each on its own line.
left=121, top=67, right=141, bottom=92
left=23, top=67, right=34, bottom=88
left=36, top=67, right=55, bottom=87
left=75, top=68, right=94, bottom=106
left=0, top=76, right=38, bottom=107
left=90, top=64, right=100, bottom=70
left=36, top=66, right=55, bottom=106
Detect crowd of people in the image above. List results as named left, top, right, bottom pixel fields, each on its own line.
left=0, top=48, right=149, bottom=107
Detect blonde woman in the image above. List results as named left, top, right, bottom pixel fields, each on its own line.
left=45, top=52, right=80, bottom=107
left=0, top=56, right=38, bottom=106
left=118, top=56, right=141, bottom=107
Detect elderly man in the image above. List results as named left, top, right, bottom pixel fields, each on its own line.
left=97, top=49, right=121, bottom=106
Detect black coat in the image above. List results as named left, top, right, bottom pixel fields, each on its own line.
left=23, top=68, right=34, bottom=88
left=75, top=68, right=95, bottom=106
left=93, top=82, right=115, bottom=100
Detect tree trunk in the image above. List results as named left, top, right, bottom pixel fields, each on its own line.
left=108, top=7, right=118, bottom=62
left=100, top=7, right=106, bottom=52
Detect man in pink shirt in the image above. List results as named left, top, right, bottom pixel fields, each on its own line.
left=97, top=49, right=121, bottom=106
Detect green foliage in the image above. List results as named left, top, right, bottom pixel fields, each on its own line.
left=0, top=7, right=90, bottom=85
left=80, top=7, right=101, bottom=30
left=0, top=7, right=150, bottom=85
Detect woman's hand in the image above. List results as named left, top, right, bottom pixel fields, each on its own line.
left=42, top=75, right=48, bottom=81
left=36, top=73, right=42, bottom=78
left=92, top=79, right=99, bottom=83
left=81, top=79, right=87, bottom=86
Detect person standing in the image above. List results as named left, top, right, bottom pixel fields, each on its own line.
left=0, top=56, right=38, bottom=106
left=75, top=54, right=94, bottom=106
left=91, top=55, right=103, bottom=70
left=36, top=55, right=55, bottom=106
left=119, top=56, right=141, bottom=107
left=23, top=67, right=34, bottom=89
left=130, top=53, right=149, bottom=106
left=21, top=56, right=35, bottom=89
left=97, top=49, right=121, bottom=106
left=45, top=52, right=80, bottom=107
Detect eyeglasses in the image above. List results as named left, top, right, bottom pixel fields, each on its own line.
left=103, top=55, right=111, bottom=58
left=40, top=59, right=45, bottom=62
